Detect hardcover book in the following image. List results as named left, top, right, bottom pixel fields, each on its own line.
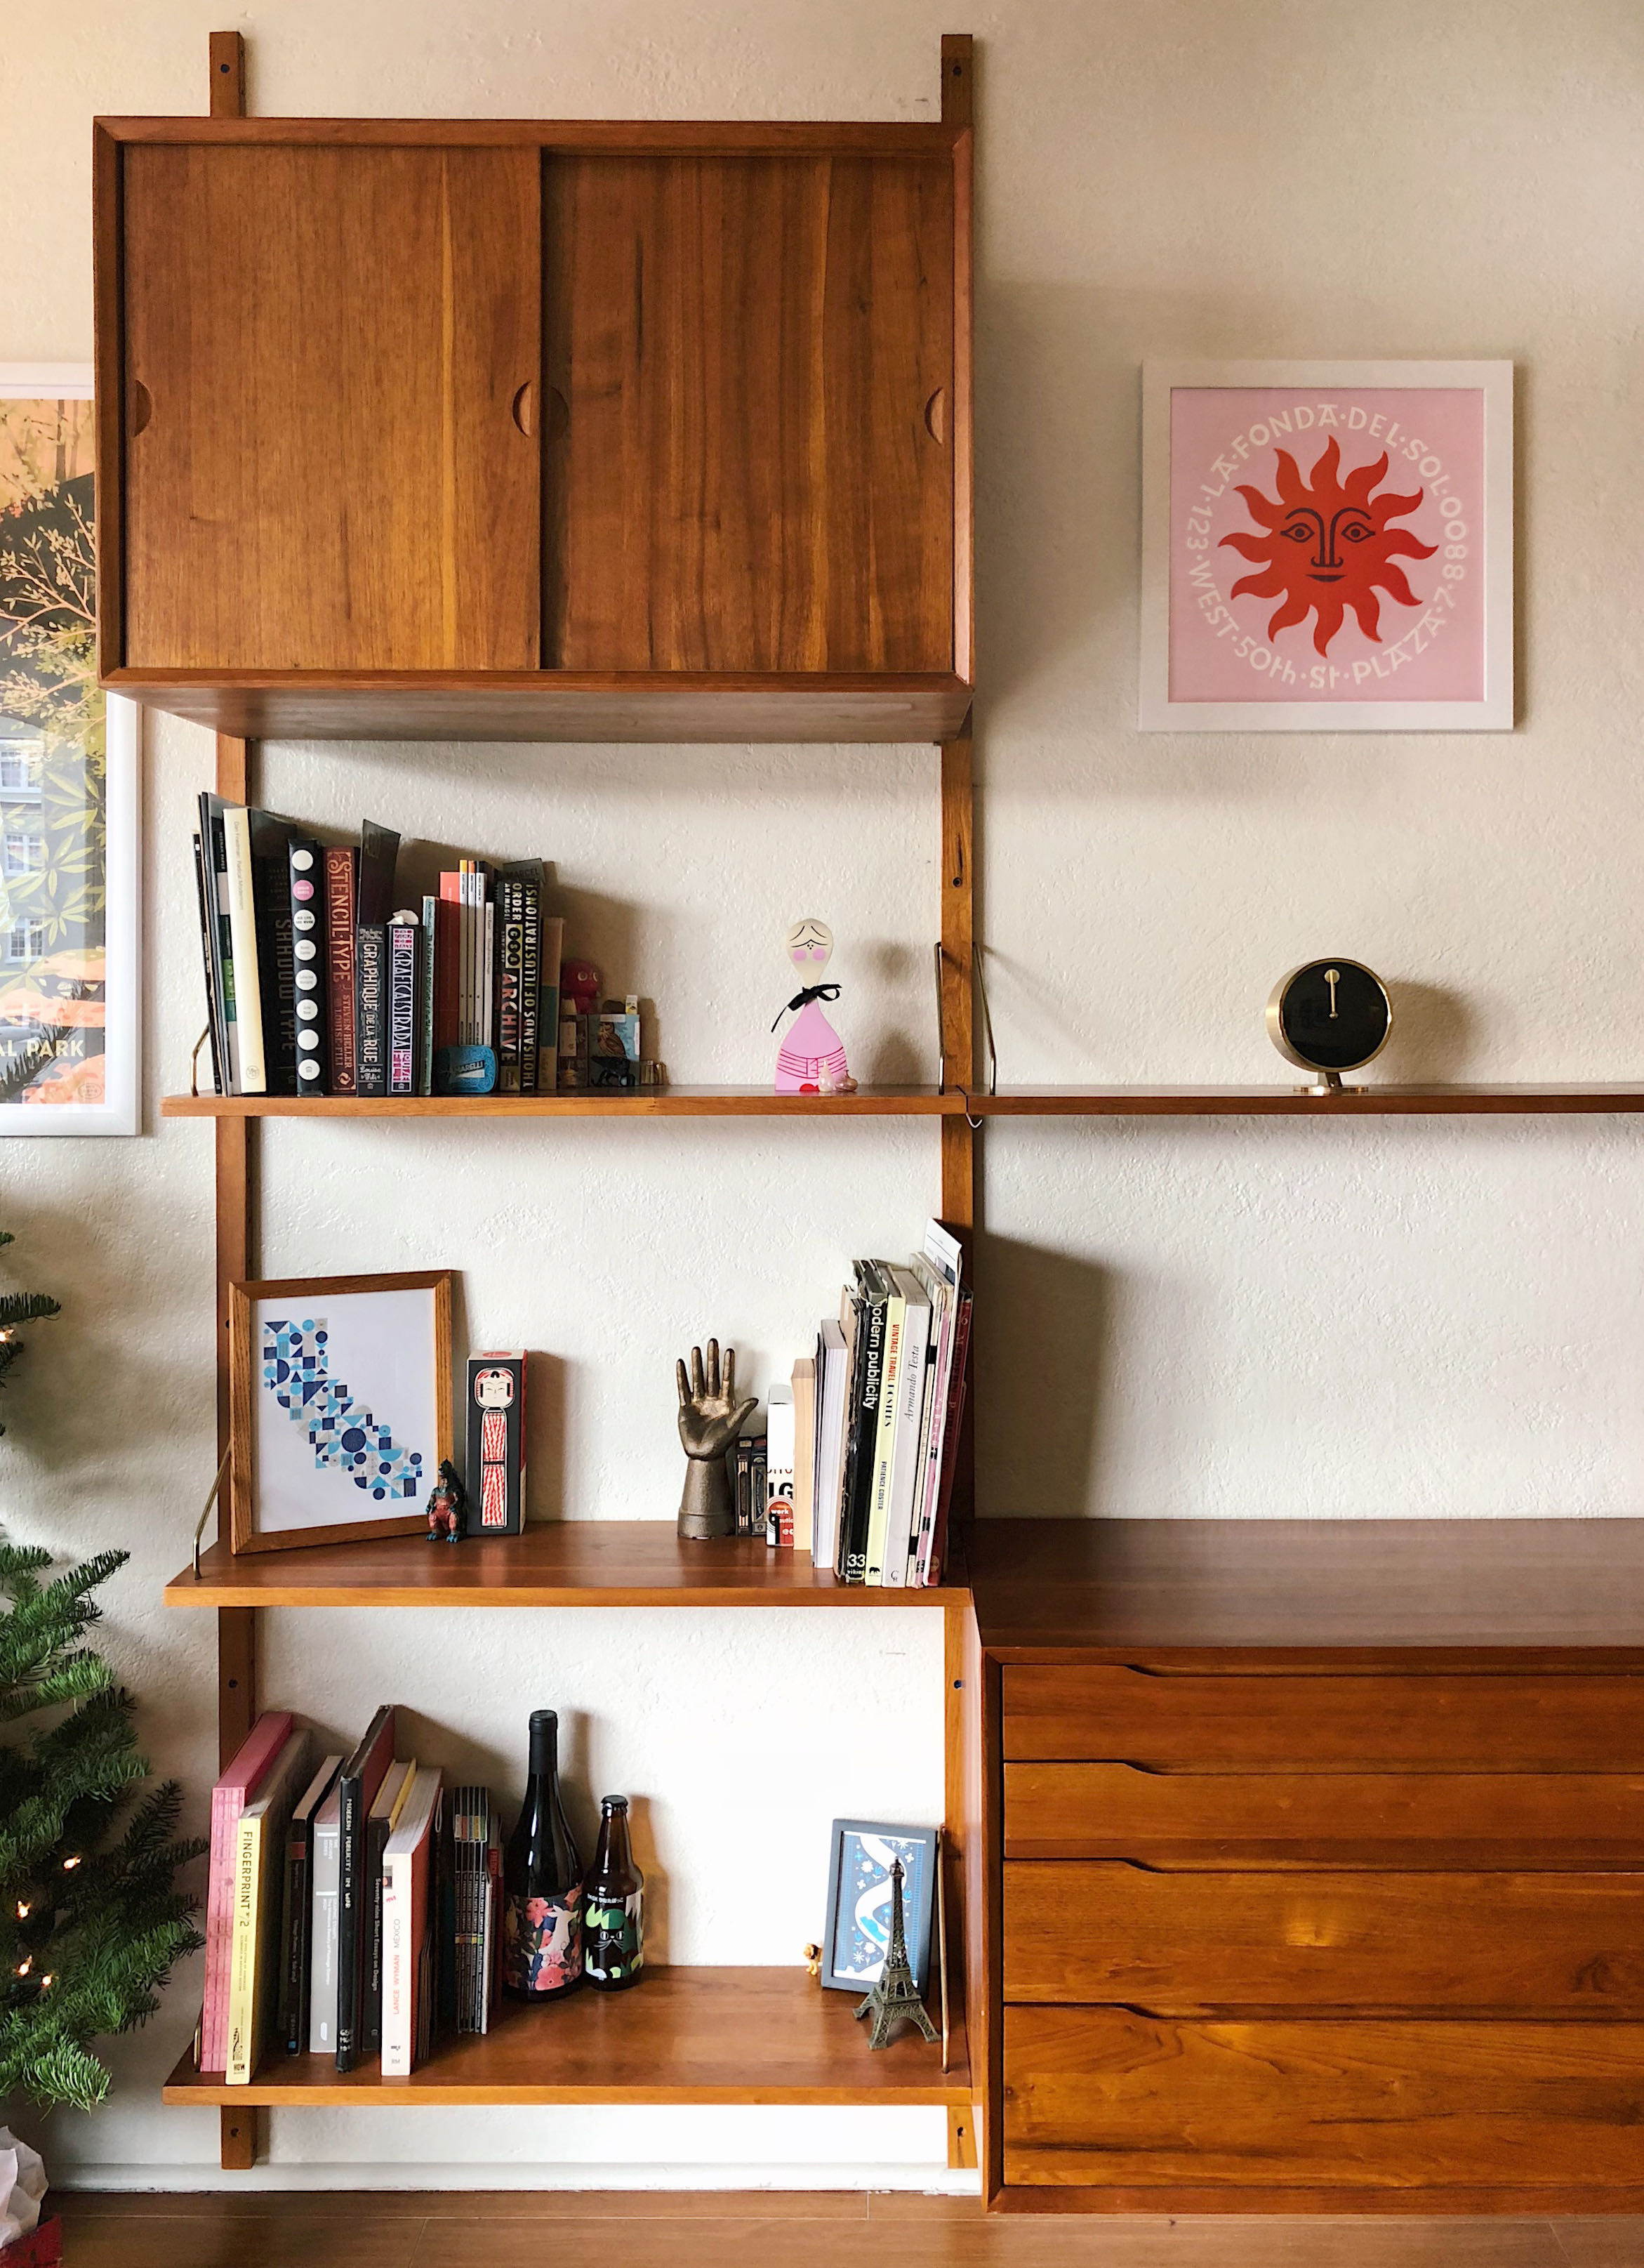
left=323, top=845, right=359, bottom=1093
left=280, top=1750, right=342, bottom=2056
left=766, top=1383, right=796, bottom=1548
left=465, top=1353, right=526, bottom=1536
left=249, top=810, right=298, bottom=1097
left=387, top=916, right=420, bottom=1097
left=381, top=1767, right=442, bottom=2078
left=226, top=1727, right=312, bottom=2085
left=308, top=1783, right=342, bottom=2055
left=354, top=923, right=387, bottom=1097
left=223, top=805, right=266, bottom=1095
left=204, top=1710, right=294, bottom=2073
left=192, top=831, right=226, bottom=1095
left=363, top=1758, right=415, bottom=2058
left=287, top=838, right=329, bottom=1095
left=333, top=1703, right=397, bottom=2073
left=841, top=1265, right=890, bottom=1584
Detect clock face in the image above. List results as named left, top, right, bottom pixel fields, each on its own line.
left=1269, top=960, right=1391, bottom=1074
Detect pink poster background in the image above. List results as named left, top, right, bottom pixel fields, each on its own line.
left=1167, top=387, right=1487, bottom=704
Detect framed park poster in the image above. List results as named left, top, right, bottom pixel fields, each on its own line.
left=1140, top=361, right=1513, bottom=732
left=0, top=366, right=138, bottom=1131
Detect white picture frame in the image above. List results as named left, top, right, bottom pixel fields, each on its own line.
left=0, top=364, right=139, bottom=1134
left=1140, top=360, right=1514, bottom=733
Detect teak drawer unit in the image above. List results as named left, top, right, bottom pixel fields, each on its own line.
left=91, top=117, right=974, bottom=743
left=985, top=1648, right=1644, bottom=2210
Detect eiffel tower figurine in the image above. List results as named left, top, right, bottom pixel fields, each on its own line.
left=856, top=1859, right=938, bottom=2050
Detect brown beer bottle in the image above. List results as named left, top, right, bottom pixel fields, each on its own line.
left=583, top=1795, right=644, bottom=1991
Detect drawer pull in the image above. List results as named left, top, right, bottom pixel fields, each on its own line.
left=130, top=380, right=153, bottom=437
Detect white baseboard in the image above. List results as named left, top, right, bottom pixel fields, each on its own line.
left=58, top=2163, right=983, bottom=2196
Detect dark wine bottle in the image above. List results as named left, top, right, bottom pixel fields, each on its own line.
left=583, top=1794, right=645, bottom=1991
left=501, top=1709, right=583, bottom=2000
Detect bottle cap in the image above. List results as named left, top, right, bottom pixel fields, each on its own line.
left=599, top=1793, right=629, bottom=1813
left=529, top=1708, right=558, bottom=1732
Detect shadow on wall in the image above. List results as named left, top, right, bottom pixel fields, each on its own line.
left=974, top=1234, right=1113, bottom=1518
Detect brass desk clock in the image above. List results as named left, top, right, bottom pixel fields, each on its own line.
left=1267, top=959, right=1392, bottom=1093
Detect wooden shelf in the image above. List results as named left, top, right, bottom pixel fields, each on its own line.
left=163, top=1083, right=1644, bottom=1121
left=162, top=1965, right=967, bottom=2106
left=980, top=1084, right=1644, bottom=1116
left=167, top=1524, right=966, bottom=1608
left=161, top=1086, right=955, bottom=1119
left=105, top=669, right=975, bottom=745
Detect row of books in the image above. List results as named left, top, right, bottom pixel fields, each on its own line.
left=191, top=796, right=564, bottom=1097
left=204, top=1705, right=503, bottom=2083
left=758, top=1218, right=971, bottom=1585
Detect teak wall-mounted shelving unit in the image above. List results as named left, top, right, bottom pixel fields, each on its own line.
left=107, top=31, right=984, bottom=2176
left=107, top=27, right=1644, bottom=2217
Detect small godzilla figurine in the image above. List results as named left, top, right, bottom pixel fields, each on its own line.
left=425, top=1458, right=468, bottom=1544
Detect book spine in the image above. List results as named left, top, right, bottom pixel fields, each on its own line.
left=206, top=812, right=242, bottom=1094
left=225, top=1809, right=261, bottom=2086
left=483, top=897, right=496, bottom=1052
left=280, top=1822, right=310, bottom=2055
left=354, top=925, right=387, bottom=1097
left=388, top=919, right=418, bottom=1097
left=380, top=1847, right=410, bottom=2077
left=310, top=1821, right=339, bottom=2053
left=418, top=895, right=437, bottom=1095
left=498, top=879, right=524, bottom=1090
left=192, top=832, right=227, bottom=1095
left=289, top=840, right=328, bottom=1095
left=204, top=1785, right=237, bottom=2071
left=842, top=1291, right=886, bottom=1584
left=518, top=881, right=541, bottom=1093
left=334, top=1770, right=364, bottom=2071
left=223, top=807, right=266, bottom=1093
left=927, top=1291, right=974, bottom=1584
left=864, top=1285, right=906, bottom=1586
left=324, top=847, right=359, bottom=1093
left=364, top=1813, right=392, bottom=2057
left=253, top=850, right=298, bottom=1095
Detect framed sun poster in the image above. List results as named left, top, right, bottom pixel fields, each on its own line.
left=227, top=1271, right=453, bottom=1555
left=1140, top=360, right=1513, bottom=732
left=0, top=366, right=138, bottom=1131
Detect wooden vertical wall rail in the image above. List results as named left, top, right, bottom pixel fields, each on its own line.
left=939, top=40, right=977, bottom=2178
left=209, top=31, right=257, bottom=2171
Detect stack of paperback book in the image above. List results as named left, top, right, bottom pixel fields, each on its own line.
left=753, top=1218, right=971, bottom=1585
left=204, top=1703, right=486, bottom=2083
left=192, top=797, right=564, bottom=1098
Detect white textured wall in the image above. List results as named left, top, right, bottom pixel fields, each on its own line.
left=4, top=0, right=1643, bottom=2194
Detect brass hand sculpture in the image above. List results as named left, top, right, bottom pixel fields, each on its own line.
left=675, top=1339, right=758, bottom=1541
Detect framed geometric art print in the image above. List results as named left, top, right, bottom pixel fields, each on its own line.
left=0, top=365, right=139, bottom=1132
left=227, top=1271, right=453, bottom=1555
left=1140, top=360, right=1514, bottom=732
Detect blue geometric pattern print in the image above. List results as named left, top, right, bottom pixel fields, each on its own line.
left=262, top=1317, right=425, bottom=1501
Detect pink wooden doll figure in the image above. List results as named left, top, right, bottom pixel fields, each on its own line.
left=773, top=918, right=856, bottom=1094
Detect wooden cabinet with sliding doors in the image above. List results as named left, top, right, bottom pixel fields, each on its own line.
left=93, top=119, right=973, bottom=742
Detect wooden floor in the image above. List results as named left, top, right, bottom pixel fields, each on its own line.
left=52, top=2191, right=1643, bottom=2266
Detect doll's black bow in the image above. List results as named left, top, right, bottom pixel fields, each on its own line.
left=771, top=982, right=842, bottom=1031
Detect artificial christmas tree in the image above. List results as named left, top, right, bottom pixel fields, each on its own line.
left=0, top=1229, right=203, bottom=2133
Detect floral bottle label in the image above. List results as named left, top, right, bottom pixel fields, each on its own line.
left=503, top=1885, right=583, bottom=1993
left=583, top=1887, right=644, bottom=1984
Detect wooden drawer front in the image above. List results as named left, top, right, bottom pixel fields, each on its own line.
left=1003, top=1760, right=1644, bottom=1866
left=1003, top=1864, right=1644, bottom=2011
left=1002, top=1665, right=1644, bottom=1769
left=1004, top=2009, right=1644, bottom=2190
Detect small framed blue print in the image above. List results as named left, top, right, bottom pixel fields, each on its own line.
left=821, top=1819, right=938, bottom=1994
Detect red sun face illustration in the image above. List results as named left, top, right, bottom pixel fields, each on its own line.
left=1219, top=435, right=1436, bottom=655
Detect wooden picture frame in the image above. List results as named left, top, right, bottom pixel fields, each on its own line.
left=227, top=1270, right=453, bottom=1555
left=821, top=1817, right=939, bottom=1995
